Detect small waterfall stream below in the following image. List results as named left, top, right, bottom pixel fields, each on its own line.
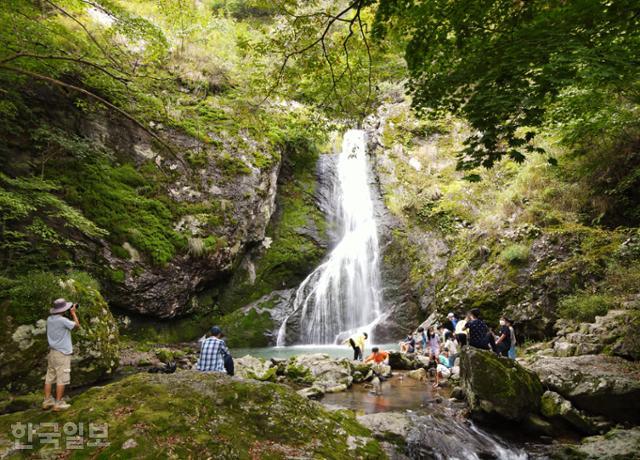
left=277, top=129, right=383, bottom=345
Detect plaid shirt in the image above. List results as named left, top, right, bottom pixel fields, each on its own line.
left=196, top=336, right=229, bottom=372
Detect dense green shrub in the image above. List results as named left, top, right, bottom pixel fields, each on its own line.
left=558, top=293, right=616, bottom=323
left=499, top=244, right=531, bottom=265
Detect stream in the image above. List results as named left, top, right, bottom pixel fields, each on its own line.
left=229, top=346, right=550, bottom=459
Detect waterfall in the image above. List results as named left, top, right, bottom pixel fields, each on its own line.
left=277, top=129, right=383, bottom=345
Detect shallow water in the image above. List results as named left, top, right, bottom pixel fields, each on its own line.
left=322, top=371, right=448, bottom=414
left=231, top=343, right=399, bottom=360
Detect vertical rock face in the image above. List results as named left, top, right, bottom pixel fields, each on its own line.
left=80, top=114, right=283, bottom=318
left=459, top=348, right=543, bottom=421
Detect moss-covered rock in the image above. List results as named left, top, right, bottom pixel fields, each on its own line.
left=0, top=371, right=386, bottom=459
left=554, top=427, right=640, bottom=460
left=460, top=348, right=543, bottom=421
left=529, top=354, right=640, bottom=424
left=0, top=272, right=119, bottom=393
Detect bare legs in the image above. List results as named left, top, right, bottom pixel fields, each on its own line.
left=44, top=383, right=65, bottom=400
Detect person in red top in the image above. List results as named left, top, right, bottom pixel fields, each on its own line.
left=365, top=347, right=389, bottom=364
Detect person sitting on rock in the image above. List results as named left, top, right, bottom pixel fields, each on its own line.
left=465, top=309, right=493, bottom=351
left=43, top=298, right=80, bottom=412
left=433, top=347, right=452, bottom=388
left=197, top=326, right=233, bottom=374
left=399, top=332, right=416, bottom=354
left=494, top=316, right=512, bottom=357
left=343, top=332, right=368, bottom=361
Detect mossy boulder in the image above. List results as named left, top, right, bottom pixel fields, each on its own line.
left=460, top=348, right=543, bottom=421
left=554, top=427, right=640, bottom=460
left=541, top=391, right=601, bottom=435
left=529, top=354, right=640, bottom=424
left=388, top=352, right=422, bottom=370
left=235, top=355, right=277, bottom=382
left=0, top=371, right=386, bottom=459
left=0, top=272, right=119, bottom=393
left=286, top=354, right=353, bottom=392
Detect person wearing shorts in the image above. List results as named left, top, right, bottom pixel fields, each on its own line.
left=43, top=298, right=79, bottom=411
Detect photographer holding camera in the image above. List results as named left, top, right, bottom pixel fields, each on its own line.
left=42, top=298, right=80, bottom=411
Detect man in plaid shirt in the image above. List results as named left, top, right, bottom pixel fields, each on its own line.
left=196, top=326, right=231, bottom=373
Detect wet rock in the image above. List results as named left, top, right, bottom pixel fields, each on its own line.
left=286, top=354, right=353, bottom=392
left=529, top=354, right=640, bottom=423
left=388, top=352, right=421, bottom=370
left=234, top=355, right=277, bottom=382
left=407, top=368, right=428, bottom=381
left=297, top=386, right=324, bottom=399
left=406, top=413, right=527, bottom=459
left=451, top=386, right=466, bottom=401
left=460, top=348, right=543, bottom=421
left=524, top=414, right=554, bottom=436
left=555, top=427, right=640, bottom=460
left=357, top=412, right=411, bottom=440
left=540, top=391, right=601, bottom=435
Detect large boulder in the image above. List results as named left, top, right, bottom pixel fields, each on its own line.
left=529, top=354, right=640, bottom=423
left=388, top=352, right=422, bottom=370
left=286, top=354, right=353, bottom=392
left=234, top=355, right=277, bottom=381
left=540, top=391, right=604, bottom=435
left=460, top=348, right=543, bottom=421
left=0, top=371, right=386, bottom=458
left=0, top=273, right=119, bottom=393
left=555, top=427, right=640, bottom=460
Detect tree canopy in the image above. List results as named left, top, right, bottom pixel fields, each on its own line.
left=373, top=0, right=640, bottom=174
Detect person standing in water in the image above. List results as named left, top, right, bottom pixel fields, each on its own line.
left=343, top=332, right=368, bottom=361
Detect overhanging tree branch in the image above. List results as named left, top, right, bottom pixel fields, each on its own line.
left=0, top=64, right=186, bottom=169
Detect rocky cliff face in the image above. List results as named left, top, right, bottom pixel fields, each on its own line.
left=361, top=92, right=640, bottom=340
left=84, top=110, right=282, bottom=318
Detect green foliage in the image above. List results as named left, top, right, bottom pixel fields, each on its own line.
left=558, top=293, right=616, bottom=323
left=499, top=244, right=531, bottom=266
left=216, top=308, right=274, bottom=348
left=374, top=0, right=640, bottom=170
left=55, top=158, right=185, bottom=265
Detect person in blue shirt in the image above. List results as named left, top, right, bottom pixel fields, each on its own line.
left=433, top=348, right=452, bottom=388
left=197, top=326, right=233, bottom=375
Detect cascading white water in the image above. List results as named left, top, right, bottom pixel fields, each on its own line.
left=277, top=129, right=383, bottom=345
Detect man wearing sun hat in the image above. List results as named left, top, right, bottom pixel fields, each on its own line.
left=42, top=298, right=80, bottom=411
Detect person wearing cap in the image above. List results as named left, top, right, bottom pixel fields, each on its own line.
left=197, top=326, right=232, bottom=374
left=43, top=298, right=80, bottom=411
left=444, top=312, right=457, bottom=333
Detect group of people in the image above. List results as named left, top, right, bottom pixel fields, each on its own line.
left=398, top=309, right=518, bottom=387
left=40, top=296, right=515, bottom=411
